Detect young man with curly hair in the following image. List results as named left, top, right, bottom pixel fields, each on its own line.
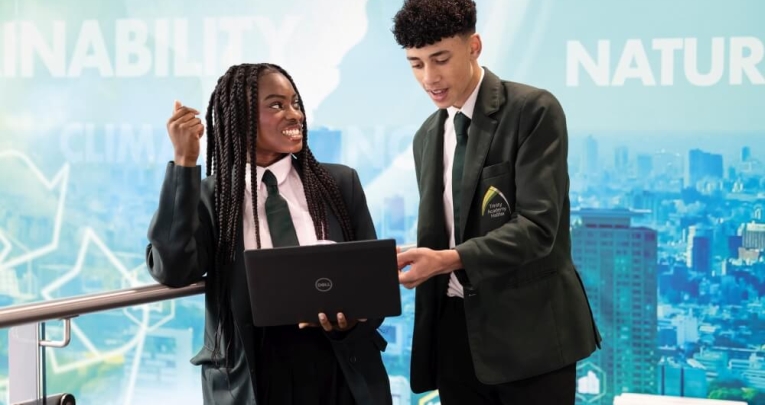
left=392, top=0, right=602, bottom=403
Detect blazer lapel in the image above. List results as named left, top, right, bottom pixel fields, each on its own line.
left=419, top=110, right=449, bottom=250
left=458, top=68, right=504, bottom=242
left=418, top=111, right=451, bottom=297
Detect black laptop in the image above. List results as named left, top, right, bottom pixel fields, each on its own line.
left=243, top=239, right=402, bottom=327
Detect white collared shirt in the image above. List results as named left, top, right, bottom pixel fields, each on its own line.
left=443, top=67, right=485, bottom=298
left=243, top=154, right=318, bottom=250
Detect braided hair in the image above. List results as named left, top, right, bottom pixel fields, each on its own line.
left=204, top=63, right=356, bottom=366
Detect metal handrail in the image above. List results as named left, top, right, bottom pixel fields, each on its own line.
left=0, top=279, right=206, bottom=329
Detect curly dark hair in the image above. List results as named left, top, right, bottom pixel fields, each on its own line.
left=392, top=0, right=477, bottom=49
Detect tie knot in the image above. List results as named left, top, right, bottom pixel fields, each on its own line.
left=454, top=112, right=471, bottom=139
left=262, top=170, right=278, bottom=194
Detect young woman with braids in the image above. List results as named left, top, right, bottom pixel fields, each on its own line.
left=145, top=63, right=392, bottom=405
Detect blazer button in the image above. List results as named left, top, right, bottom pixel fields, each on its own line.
left=350, top=355, right=357, bottom=363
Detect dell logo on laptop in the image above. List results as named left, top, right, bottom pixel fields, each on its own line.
left=315, top=278, right=333, bottom=292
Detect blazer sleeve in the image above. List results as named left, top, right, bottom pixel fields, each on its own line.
left=455, top=89, right=569, bottom=287
left=145, top=162, right=214, bottom=288
left=327, top=167, right=386, bottom=342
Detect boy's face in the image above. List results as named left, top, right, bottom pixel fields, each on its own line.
left=405, top=34, right=481, bottom=109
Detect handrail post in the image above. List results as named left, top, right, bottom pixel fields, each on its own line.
left=8, top=318, right=75, bottom=405
left=8, top=323, right=42, bottom=404
left=8, top=319, right=76, bottom=405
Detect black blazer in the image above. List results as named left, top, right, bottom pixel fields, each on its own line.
left=409, top=68, right=602, bottom=392
left=145, top=161, right=392, bottom=405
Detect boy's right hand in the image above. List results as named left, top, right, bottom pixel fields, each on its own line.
left=167, top=100, right=204, bottom=167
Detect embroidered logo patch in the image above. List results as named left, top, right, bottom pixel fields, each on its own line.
left=481, top=186, right=510, bottom=218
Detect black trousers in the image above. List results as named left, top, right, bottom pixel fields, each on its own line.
left=255, top=325, right=356, bottom=405
left=436, top=297, right=577, bottom=405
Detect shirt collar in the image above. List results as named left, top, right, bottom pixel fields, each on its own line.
left=245, top=154, right=295, bottom=192
left=447, top=67, right=485, bottom=120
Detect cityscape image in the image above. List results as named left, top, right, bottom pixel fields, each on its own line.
left=1, top=0, right=764, bottom=404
